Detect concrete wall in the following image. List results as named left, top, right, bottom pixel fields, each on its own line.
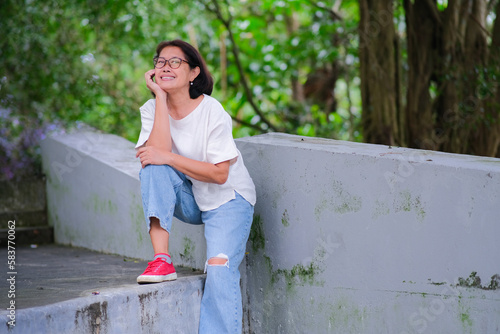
left=41, top=129, right=500, bottom=333
left=237, top=133, right=500, bottom=334
left=40, top=129, right=206, bottom=270
left=9, top=275, right=204, bottom=334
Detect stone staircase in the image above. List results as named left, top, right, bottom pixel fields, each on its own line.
left=0, top=177, right=53, bottom=246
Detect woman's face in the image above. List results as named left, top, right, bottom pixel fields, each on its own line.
left=155, top=46, right=199, bottom=93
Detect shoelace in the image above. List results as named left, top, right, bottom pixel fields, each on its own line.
left=146, top=258, right=167, bottom=272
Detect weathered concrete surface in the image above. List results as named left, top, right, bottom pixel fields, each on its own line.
left=40, top=129, right=206, bottom=270
left=0, top=177, right=47, bottom=229
left=40, top=128, right=500, bottom=333
left=236, top=133, right=500, bottom=334
left=0, top=245, right=204, bottom=333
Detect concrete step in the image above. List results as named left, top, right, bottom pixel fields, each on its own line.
left=0, top=225, right=54, bottom=247
left=0, top=177, right=47, bottom=229
left=0, top=245, right=205, bottom=333
left=0, top=211, right=48, bottom=229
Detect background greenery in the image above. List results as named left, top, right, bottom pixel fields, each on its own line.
left=1, top=0, right=498, bottom=181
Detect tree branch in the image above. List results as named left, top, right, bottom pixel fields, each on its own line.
left=230, top=115, right=266, bottom=132
left=469, top=14, right=492, bottom=37
left=306, top=0, right=343, bottom=21
left=201, top=0, right=280, bottom=132
left=424, top=0, right=442, bottom=26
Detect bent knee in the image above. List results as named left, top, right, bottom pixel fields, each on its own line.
left=208, top=257, right=228, bottom=266
left=205, top=253, right=229, bottom=272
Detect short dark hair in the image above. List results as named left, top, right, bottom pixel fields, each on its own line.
left=155, top=40, right=213, bottom=99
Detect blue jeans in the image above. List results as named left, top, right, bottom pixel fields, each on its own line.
left=140, top=165, right=254, bottom=334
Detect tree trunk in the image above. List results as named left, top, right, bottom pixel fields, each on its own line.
left=471, top=0, right=500, bottom=157
left=402, top=0, right=499, bottom=157
left=404, top=0, right=438, bottom=150
left=359, top=0, right=398, bottom=146
left=432, top=0, right=470, bottom=153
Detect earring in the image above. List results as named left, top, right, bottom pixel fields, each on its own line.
left=190, top=81, right=193, bottom=86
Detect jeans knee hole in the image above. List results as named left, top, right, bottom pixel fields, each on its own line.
left=208, top=257, right=228, bottom=266
left=204, top=253, right=229, bottom=272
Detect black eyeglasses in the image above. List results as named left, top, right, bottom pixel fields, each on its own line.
left=153, top=56, right=189, bottom=69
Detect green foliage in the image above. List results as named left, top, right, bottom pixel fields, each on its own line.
left=0, top=0, right=363, bottom=180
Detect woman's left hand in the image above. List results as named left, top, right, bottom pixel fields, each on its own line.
left=136, top=146, right=172, bottom=168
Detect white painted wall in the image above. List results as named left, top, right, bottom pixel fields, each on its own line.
left=41, top=129, right=500, bottom=333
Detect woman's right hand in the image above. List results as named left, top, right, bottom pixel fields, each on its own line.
left=144, top=69, right=165, bottom=97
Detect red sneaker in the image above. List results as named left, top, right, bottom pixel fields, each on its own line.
left=137, top=256, right=177, bottom=284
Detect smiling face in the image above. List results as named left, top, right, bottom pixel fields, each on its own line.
left=155, top=46, right=200, bottom=94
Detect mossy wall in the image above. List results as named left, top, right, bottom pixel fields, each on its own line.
left=41, top=129, right=500, bottom=333
left=41, top=129, right=206, bottom=268
left=236, top=133, right=500, bottom=334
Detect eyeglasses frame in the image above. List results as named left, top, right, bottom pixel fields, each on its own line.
left=153, top=56, right=190, bottom=69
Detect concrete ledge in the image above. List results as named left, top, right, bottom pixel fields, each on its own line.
left=1, top=277, right=204, bottom=334
left=236, top=133, right=500, bottom=334
left=39, top=128, right=500, bottom=333
left=40, top=129, right=206, bottom=269
left=0, top=245, right=204, bottom=333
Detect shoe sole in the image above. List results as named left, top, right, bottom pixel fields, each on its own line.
left=137, top=272, right=177, bottom=284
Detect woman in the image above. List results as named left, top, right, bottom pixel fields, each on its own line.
left=135, top=39, right=256, bottom=334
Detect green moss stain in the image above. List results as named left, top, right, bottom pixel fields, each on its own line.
left=327, top=296, right=368, bottom=331
left=60, top=222, right=77, bottom=245
left=265, top=241, right=326, bottom=293
left=281, top=209, right=290, bottom=227
left=460, top=313, right=473, bottom=329
left=457, top=272, right=500, bottom=290
left=314, top=198, right=328, bottom=221
left=180, top=237, right=195, bottom=264
left=332, top=180, right=362, bottom=214
left=394, top=190, right=426, bottom=222
left=86, top=193, right=117, bottom=215
left=251, top=227, right=324, bottom=294
left=400, top=191, right=412, bottom=212
left=334, top=199, right=362, bottom=214
left=128, top=192, right=146, bottom=244
left=46, top=171, right=67, bottom=191
left=429, top=281, right=446, bottom=286
left=458, top=296, right=473, bottom=333
left=314, top=180, right=362, bottom=220
left=457, top=271, right=482, bottom=288
left=263, top=255, right=273, bottom=273
left=272, top=262, right=322, bottom=292
left=249, top=215, right=265, bottom=252
left=372, top=199, right=390, bottom=220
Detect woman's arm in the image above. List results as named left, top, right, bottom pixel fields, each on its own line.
left=169, top=154, right=230, bottom=185
left=143, top=70, right=172, bottom=151
left=135, top=147, right=230, bottom=184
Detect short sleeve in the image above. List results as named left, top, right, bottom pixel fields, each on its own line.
left=206, top=111, right=239, bottom=164
left=135, top=99, right=155, bottom=149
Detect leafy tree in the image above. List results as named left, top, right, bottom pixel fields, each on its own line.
left=359, top=0, right=500, bottom=157
left=4, top=0, right=497, bottom=181
left=197, top=0, right=362, bottom=139
left=1, top=0, right=362, bottom=180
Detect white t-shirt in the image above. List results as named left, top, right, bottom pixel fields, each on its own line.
left=136, top=94, right=256, bottom=211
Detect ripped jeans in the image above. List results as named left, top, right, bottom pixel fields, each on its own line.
left=139, top=165, right=254, bottom=334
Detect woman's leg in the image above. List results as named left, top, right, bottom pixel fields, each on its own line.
left=149, top=218, right=170, bottom=254
left=199, top=192, right=254, bottom=334
left=138, top=164, right=202, bottom=283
